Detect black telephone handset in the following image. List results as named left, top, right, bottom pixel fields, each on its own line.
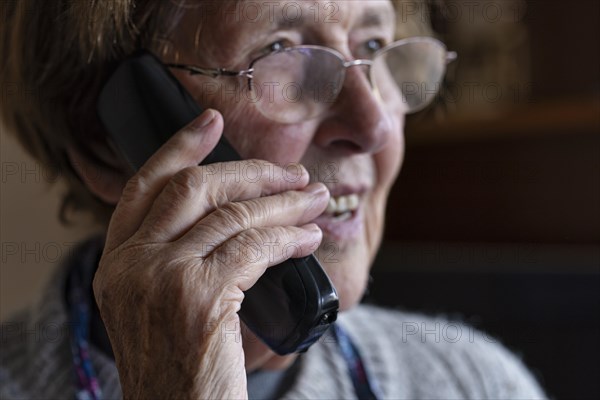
left=97, top=50, right=339, bottom=355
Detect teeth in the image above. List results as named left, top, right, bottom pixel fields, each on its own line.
left=326, top=198, right=337, bottom=214
left=326, top=194, right=360, bottom=216
left=333, top=212, right=352, bottom=222
left=337, top=196, right=348, bottom=213
left=347, top=194, right=359, bottom=210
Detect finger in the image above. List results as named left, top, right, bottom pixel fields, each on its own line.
left=105, top=109, right=223, bottom=253
left=138, top=161, right=311, bottom=242
left=204, top=224, right=323, bottom=292
left=176, top=182, right=329, bottom=250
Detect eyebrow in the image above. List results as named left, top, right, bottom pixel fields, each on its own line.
left=273, top=14, right=306, bottom=30
left=358, top=9, right=393, bottom=29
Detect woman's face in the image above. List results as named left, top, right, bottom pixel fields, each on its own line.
left=169, top=0, right=405, bottom=310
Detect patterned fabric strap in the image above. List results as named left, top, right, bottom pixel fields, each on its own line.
left=333, top=323, right=383, bottom=400
left=67, top=254, right=103, bottom=400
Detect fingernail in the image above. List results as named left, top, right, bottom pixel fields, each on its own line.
left=302, top=223, right=322, bottom=233
left=191, top=109, right=215, bottom=130
left=304, top=182, right=328, bottom=196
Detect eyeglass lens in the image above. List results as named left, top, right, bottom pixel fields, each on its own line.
left=251, top=48, right=345, bottom=123
left=373, top=40, right=447, bottom=113
left=249, top=39, right=449, bottom=123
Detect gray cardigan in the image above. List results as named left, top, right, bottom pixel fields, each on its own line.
left=1, top=257, right=546, bottom=399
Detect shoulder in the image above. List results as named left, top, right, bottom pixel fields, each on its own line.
left=339, top=304, right=547, bottom=399
left=1, top=255, right=78, bottom=399
left=1, top=310, right=33, bottom=399
left=0, top=295, right=76, bottom=399
left=1, top=239, right=120, bottom=400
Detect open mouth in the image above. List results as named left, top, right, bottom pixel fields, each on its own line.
left=325, top=193, right=360, bottom=221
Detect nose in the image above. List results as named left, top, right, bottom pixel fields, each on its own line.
left=312, top=65, right=401, bottom=155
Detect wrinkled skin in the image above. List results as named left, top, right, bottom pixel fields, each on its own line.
left=91, top=1, right=406, bottom=398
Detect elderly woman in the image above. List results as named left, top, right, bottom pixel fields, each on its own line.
left=1, top=0, right=545, bottom=399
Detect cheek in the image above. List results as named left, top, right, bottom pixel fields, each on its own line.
left=179, top=75, right=314, bottom=164
left=367, top=114, right=405, bottom=254
left=377, top=113, right=405, bottom=189
left=328, top=116, right=404, bottom=310
left=222, top=110, right=314, bottom=164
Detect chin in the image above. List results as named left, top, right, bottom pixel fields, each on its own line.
left=319, top=236, right=372, bottom=311
left=313, top=206, right=383, bottom=310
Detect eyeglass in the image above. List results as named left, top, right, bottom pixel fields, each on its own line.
left=167, top=36, right=457, bottom=124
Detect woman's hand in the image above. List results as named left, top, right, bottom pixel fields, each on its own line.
left=92, top=109, right=329, bottom=399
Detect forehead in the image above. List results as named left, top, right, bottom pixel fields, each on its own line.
left=222, top=0, right=395, bottom=29
left=170, top=0, right=394, bottom=63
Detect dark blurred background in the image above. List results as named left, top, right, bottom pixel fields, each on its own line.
left=370, top=1, right=599, bottom=399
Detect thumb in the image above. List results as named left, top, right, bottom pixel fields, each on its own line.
left=141, top=108, right=224, bottom=177
left=104, top=109, right=224, bottom=252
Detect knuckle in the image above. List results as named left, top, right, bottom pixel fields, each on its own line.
left=234, top=229, right=272, bottom=265
left=167, top=167, right=203, bottom=201
left=215, top=196, right=284, bottom=230
left=240, top=227, right=269, bottom=246
left=218, top=202, right=252, bottom=229
left=243, top=226, right=287, bottom=249
left=247, top=197, right=273, bottom=219
left=121, top=174, right=150, bottom=203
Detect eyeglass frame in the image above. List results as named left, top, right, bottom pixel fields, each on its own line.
left=166, top=36, right=457, bottom=108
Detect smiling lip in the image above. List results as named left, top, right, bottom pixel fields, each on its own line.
left=311, top=186, right=367, bottom=242
left=312, top=206, right=363, bottom=243
left=326, top=185, right=368, bottom=199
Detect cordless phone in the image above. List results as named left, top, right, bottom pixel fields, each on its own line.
left=97, top=50, right=339, bottom=355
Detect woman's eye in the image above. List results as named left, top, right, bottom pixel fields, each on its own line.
left=250, top=39, right=294, bottom=63
left=266, top=40, right=290, bottom=53
left=365, top=39, right=386, bottom=54
left=353, top=38, right=388, bottom=59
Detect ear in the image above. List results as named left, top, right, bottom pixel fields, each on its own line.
left=66, top=142, right=131, bottom=205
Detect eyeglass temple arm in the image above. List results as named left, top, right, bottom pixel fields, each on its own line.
left=167, top=49, right=456, bottom=76
left=166, top=64, right=253, bottom=78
